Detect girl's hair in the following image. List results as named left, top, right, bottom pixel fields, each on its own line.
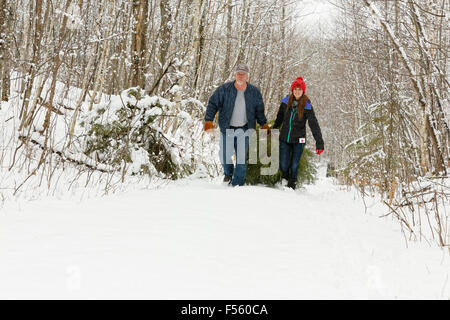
left=286, top=93, right=309, bottom=119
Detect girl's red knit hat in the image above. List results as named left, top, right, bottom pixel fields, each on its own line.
left=291, top=77, right=306, bottom=92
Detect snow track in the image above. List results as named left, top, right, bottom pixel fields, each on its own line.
left=1, top=173, right=449, bottom=299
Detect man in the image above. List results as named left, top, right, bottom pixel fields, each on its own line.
left=204, top=64, right=270, bottom=186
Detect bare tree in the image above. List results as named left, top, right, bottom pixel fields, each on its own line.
left=0, top=0, right=11, bottom=101
left=131, top=0, right=148, bottom=88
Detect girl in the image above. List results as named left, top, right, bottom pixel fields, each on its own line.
left=272, top=77, right=324, bottom=189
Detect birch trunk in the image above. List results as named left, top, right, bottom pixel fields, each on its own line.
left=192, top=6, right=207, bottom=92
left=34, top=0, right=72, bottom=169
left=175, top=0, right=203, bottom=98
left=363, top=0, right=437, bottom=174
left=88, top=0, right=116, bottom=111
left=221, top=0, right=233, bottom=82
left=408, top=0, right=447, bottom=174
left=19, top=0, right=45, bottom=121
left=21, top=9, right=57, bottom=130
left=0, top=0, right=10, bottom=101
left=131, top=0, right=148, bottom=88
left=67, top=0, right=107, bottom=148
left=158, top=0, right=172, bottom=73
left=277, top=0, right=286, bottom=102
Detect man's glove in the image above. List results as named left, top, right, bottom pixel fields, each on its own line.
left=204, top=121, right=214, bottom=132
left=316, top=149, right=324, bottom=155
left=260, top=123, right=271, bottom=135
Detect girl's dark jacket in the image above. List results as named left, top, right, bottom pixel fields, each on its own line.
left=273, top=95, right=324, bottom=150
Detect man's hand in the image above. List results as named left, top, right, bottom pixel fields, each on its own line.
left=260, top=123, right=271, bottom=135
left=204, top=121, right=215, bottom=132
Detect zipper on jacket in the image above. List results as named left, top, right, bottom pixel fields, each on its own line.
left=287, top=108, right=297, bottom=142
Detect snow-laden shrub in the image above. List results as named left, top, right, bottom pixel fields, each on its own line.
left=80, top=87, right=186, bottom=179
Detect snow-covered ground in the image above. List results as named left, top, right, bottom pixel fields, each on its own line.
left=1, top=166, right=449, bottom=300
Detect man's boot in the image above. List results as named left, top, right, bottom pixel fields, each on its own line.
left=223, top=175, right=232, bottom=185
left=281, top=171, right=289, bottom=186
left=287, top=179, right=296, bottom=190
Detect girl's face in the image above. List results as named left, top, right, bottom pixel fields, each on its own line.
left=293, top=88, right=303, bottom=99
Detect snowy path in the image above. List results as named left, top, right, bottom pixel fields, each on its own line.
left=1, top=172, right=449, bottom=299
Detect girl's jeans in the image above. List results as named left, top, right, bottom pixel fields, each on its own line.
left=279, top=140, right=305, bottom=181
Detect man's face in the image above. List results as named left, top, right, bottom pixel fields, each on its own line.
left=235, top=72, right=248, bottom=84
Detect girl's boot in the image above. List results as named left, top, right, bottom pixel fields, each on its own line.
left=287, top=179, right=296, bottom=190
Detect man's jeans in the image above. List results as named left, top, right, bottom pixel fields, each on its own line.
left=219, top=125, right=250, bottom=186
left=279, top=140, right=305, bottom=181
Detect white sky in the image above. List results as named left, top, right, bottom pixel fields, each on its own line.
left=295, top=0, right=338, bottom=36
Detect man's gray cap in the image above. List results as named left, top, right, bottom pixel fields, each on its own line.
left=235, top=64, right=250, bottom=74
